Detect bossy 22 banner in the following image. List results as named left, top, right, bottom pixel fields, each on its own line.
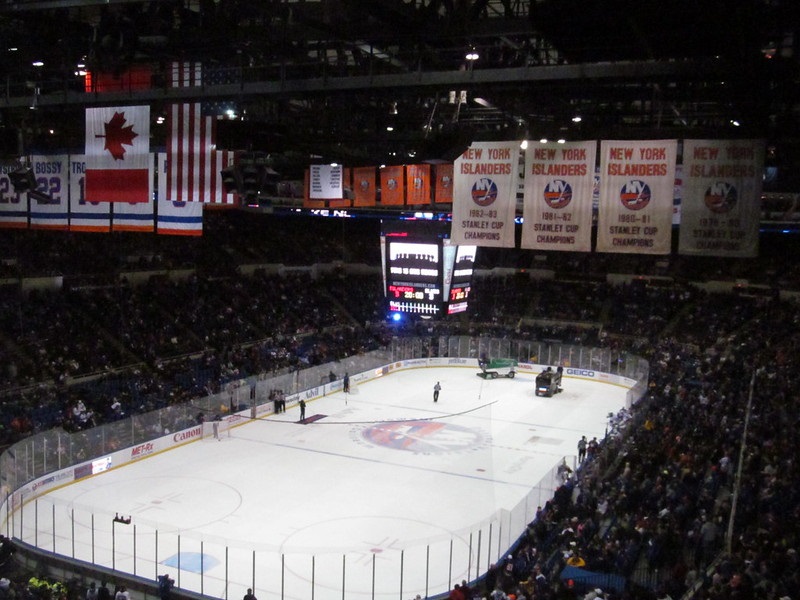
left=29, top=155, right=68, bottom=230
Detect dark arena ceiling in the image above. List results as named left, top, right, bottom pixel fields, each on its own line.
left=0, top=0, right=798, bottom=186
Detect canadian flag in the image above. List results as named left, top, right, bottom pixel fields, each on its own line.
left=85, top=106, right=150, bottom=202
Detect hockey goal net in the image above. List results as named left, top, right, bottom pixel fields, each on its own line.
left=202, top=419, right=231, bottom=440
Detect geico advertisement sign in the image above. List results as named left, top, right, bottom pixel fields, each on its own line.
left=565, top=368, right=596, bottom=378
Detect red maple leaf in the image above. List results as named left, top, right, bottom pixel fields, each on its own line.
left=95, top=111, right=139, bottom=160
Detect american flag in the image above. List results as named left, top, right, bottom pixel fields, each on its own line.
left=167, top=62, right=237, bottom=204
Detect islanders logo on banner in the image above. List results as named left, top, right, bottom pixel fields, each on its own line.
left=678, top=139, right=762, bottom=258
left=597, top=139, right=677, bottom=255
left=619, top=180, right=651, bottom=211
left=471, top=177, right=498, bottom=206
left=452, top=141, right=519, bottom=247
left=704, top=181, right=737, bottom=213
left=543, top=179, right=573, bottom=209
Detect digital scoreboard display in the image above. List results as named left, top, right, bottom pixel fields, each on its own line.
left=445, top=244, right=476, bottom=314
left=385, top=240, right=442, bottom=315
left=381, top=219, right=476, bottom=317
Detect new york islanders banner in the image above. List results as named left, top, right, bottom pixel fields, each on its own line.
left=434, top=163, right=454, bottom=204
left=451, top=141, right=518, bottom=248
left=521, top=141, right=595, bottom=251
left=0, top=164, right=28, bottom=228
left=380, top=165, right=405, bottom=206
left=29, top=155, right=69, bottom=230
left=353, top=166, right=376, bottom=207
left=597, top=140, right=677, bottom=254
left=69, top=155, right=110, bottom=232
left=678, top=139, right=763, bottom=257
left=157, top=153, right=202, bottom=236
left=85, top=106, right=150, bottom=203
left=405, top=164, right=431, bottom=206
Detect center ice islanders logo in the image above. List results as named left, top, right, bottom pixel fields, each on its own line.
left=619, top=180, right=651, bottom=211
left=543, top=179, right=572, bottom=209
left=704, top=181, right=737, bottom=213
left=361, top=420, right=488, bottom=454
left=471, top=178, right=498, bottom=207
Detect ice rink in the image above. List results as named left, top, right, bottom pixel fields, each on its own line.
left=28, top=366, right=629, bottom=600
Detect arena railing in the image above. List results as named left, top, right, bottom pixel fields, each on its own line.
left=0, top=337, right=648, bottom=600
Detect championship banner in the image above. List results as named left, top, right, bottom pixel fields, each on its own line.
left=0, top=163, right=28, bottom=229
left=29, top=155, right=69, bottom=230
left=69, top=155, right=110, bottom=232
left=85, top=105, right=150, bottom=202
left=521, top=141, right=595, bottom=251
left=353, top=166, right=376, bottom=207
left=434, top=163, right=454, bottom=204
left=405, top=164, right=431, bottom=206
left=451, top=141, right=518, bottom=248
left=309, top=164, right=343, bottom=199
left=678, top=139, right=764, bottom=257
left=380, top=165, right=405, bottom=206
left=597, top=140, right=677, bottom=254
left=157, top=153, right=202, bottom=236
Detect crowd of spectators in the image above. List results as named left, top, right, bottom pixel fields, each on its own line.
left=1, top=214, right=800, bottom=600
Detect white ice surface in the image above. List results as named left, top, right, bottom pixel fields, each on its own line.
left=27, top=367, right=628, bottom=600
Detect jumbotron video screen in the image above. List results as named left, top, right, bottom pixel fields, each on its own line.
left=381, top=220, right=476, bottom=317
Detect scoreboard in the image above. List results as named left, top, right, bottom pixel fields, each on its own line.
left=444, top=243, right=476, bottom=315
left=381, top=220, right=476, bottom=316
left=384, top=238, right=443, bottom=315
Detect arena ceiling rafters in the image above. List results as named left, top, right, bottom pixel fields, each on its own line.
left=0, top=0, right=798, bottom=183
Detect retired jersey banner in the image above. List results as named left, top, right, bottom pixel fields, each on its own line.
left=678, top=139, right=763, bottom=257
left=85, top=106, right=150, bottom=203
left=29, top=155, right=69, bottom=230
left=405, top=164, right=431, bottom=206
left=451, top=141, right=518, bottom=248
left=380, top=165, right=405, bottom=206
left=69, top=155, right=110, bottom=232
left=157, top=153, right=202, bottom=236
left=113, top=171, right=155, bottom=232
left=0, top=163, right=28, bottom=228
left=521, top=141, right=595, bottom=251
left=434, top=163, right=454, bottom=204
left=353, top=167, right=376, bottom=207
left=597, top=140, right=677, bottom=254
